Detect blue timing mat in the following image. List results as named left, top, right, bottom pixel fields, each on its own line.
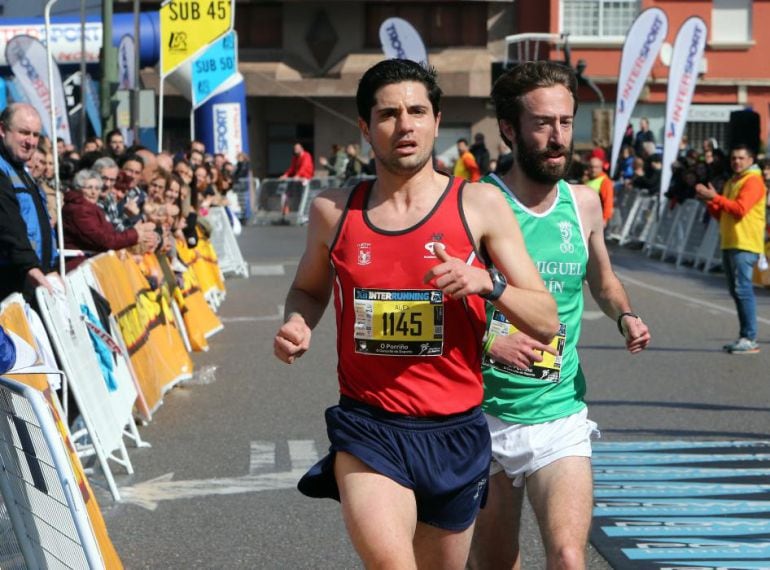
left=590, top=440, right=770, bottom=570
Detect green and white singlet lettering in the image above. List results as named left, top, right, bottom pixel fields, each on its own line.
left=481, top=176, right=589, bottom=425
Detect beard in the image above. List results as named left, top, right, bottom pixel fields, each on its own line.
left=514, top=127, right=573, bottom=185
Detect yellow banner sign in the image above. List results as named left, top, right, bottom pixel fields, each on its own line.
left=160, top=0, right=233, bottom=77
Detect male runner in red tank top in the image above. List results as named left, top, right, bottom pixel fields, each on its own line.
left=274, top=59, right=559, bottom=569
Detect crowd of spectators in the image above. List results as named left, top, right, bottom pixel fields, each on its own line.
left=0, top=102, right=250, bottom=303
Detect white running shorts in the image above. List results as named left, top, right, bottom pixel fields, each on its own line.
left=486, top=408, right=600, bottom=487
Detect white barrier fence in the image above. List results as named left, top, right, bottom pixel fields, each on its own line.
left=0, top=376, right=105, bottom=569
left=608, top=187, right=725, bottom=274
left=35, top=277, right=136, bottom=502
left=204, top=207, right=249, bottom=278
left=254, top=176, right=376, bottom=226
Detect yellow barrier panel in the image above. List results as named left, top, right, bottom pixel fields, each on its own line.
left=175, top=266, right=224, bottom=351
left=90, top=252, right=164, bottom=412
left=0, top=300, right=123, bottom=569
left=177, top=232, right=226, bottom=301
left=90, top=252, right=192, bottom=412
left=138, top=253, right=222, bottom=352
left=121, top=254, right=193, bottom=392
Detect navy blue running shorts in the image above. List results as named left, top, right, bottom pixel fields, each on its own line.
left=297, top=396, right=491, bottom=531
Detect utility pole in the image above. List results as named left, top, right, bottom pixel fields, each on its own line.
left=133, top=0, right=140, bottom=145
left=101, top=0, right=117, bottom=133
left=79, top=0, right=87, bottom=147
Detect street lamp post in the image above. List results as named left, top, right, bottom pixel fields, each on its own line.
left=101, top=0, right=117, bottom=133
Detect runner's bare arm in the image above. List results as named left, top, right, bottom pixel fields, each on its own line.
left=576, top=185, right=651, bottom=354
left=426, top=182, right=559, bottom=344
left=274, top=190, right=346, bottom=364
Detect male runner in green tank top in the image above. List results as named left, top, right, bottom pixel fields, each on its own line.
left=469, top=62, right=651, bottom=569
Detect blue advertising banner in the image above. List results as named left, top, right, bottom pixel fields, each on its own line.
left=191, top=30, right=237, bottom=109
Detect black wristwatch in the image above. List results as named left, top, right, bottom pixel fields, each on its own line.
left=481, top=268, right=507, bottom=301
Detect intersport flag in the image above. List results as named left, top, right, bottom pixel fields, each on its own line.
left=5, top=35, right=71, bottom=145
left=610, top=8, right=668, bottom=175
left=379, top=18, right=428, bottom=65
left=118, top=35, right=136, bottom=90
left=660, top=17, right=707, bottom=205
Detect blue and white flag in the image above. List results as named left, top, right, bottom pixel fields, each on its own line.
left=5, top=34, right=71, bottom=145
left=661, top=17, right=707, bottom=204
left=379, top=18, right=428, bottom=65
left=610, top=8, right=668, bottom=175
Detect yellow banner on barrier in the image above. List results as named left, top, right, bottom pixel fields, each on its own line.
left=90, top=252, right=192, bottom=412
left=177, top=233, right=226, bottom=299
left=138, top=252, right=223, bottom=352
left=0, top=300, right=124, bottom=569
left=176, top=266, right=224, bottom=352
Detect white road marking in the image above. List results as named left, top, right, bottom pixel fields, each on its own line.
left=288, top=440, right=320, bottom=471
left=249, top=264, right=285, bottom=276
left=121, top=439, right=319, bottom=510
left=249, top=441, right=276, bottom=475
left=616, top=271, right=770, bottom=326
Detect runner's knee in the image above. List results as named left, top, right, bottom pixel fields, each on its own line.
left=546, top=542, right=585, bottom=570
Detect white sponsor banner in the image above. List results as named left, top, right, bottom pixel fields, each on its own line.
left=610, top=8, right=668, bottom=174
left=0, top=22, right=102, bottom=66
left=661, top=17, right=708, bottom=203
left=117, top=35, right=136, bottom=146
left=687, top=104, right=744, bottom=123
left=212, top=101, right=242, bottom=164
left=117, top=34, right=136, bottom=90
left=5, top=35, right=71, bottom=145
left=378, top=18, right=428, bottom=64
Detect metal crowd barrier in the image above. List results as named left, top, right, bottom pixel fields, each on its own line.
left=253, top=176, right=377, bottom=226
left=0, top=376, right=105, bottom=569
left=295, top=177, right=342, bottom=225
left=612, top=193, right=658, bottom=247
left=232, top=176, right=258, bottom=222
left=253, top=178, right=309, bottom=226
left=606, top=184, right=638, bottom=242
left=607, top=188, right=724, bottom=274
left=205, top=207, right=249, bottom=277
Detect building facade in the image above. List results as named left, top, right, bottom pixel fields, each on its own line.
left=150, top=0, right=517, bottom=178
left=517, top=0, right=770, bottom=153
left=151, top=0, right=768, bottom=176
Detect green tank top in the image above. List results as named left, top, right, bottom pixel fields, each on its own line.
left=482, top=175, right=589, bottom=424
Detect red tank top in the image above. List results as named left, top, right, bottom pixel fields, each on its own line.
left=330, top=176, right=487, bottom=416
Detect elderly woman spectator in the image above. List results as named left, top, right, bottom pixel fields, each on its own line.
left=62, top=169, right=157, bottom=269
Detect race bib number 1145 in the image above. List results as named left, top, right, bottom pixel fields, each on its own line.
left=353, top=288, right=444, bottom=356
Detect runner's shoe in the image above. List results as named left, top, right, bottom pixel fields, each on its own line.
left=725, top=338, right=760, bottom=354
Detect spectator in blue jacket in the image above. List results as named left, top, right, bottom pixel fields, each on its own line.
left=0, top=103, right=56, bottom=301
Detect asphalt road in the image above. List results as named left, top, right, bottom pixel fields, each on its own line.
left=100, top=223, right=770, bottom=569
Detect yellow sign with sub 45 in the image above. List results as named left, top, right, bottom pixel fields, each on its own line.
left=160, top=0, right=234, bottom=77
left=353, top=288, right=444, bottom=357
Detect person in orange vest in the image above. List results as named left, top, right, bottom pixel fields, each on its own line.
left=585, top=156, right=613, bottom=226
left=453, top=138, right=481, bottom=182
left=696, top=144, right=767, bottom=354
